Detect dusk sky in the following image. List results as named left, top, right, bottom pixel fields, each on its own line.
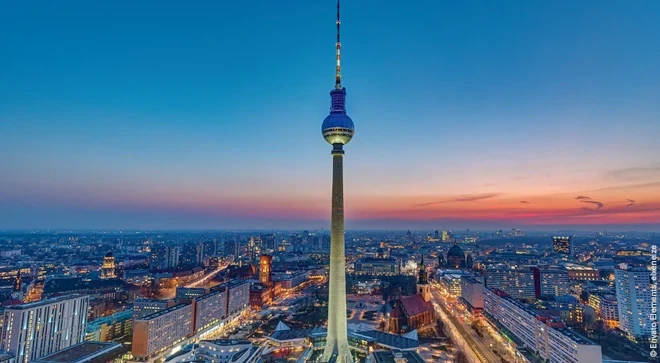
left=1, top=1, right=659, bottom=231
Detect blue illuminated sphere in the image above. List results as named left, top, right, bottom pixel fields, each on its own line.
left=322, top=113, right=355, bottom=145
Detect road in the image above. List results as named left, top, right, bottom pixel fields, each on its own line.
left=431, top=281, right=525, bottom=363
left=159, top=263, right=229, bottom=299
left=429, top=283, right=501, bottom=363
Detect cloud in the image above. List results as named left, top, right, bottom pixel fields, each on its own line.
left=520, top=201, right=531, bottom=204
left=580, top=200, right=604, bottom=209
left=626, top=199, right=635, bottom=207
left=606, top=164, right=660, bottom=182
left=575, top=196, right=591, bottom=200
left=416, top=193, right=502, bottom=206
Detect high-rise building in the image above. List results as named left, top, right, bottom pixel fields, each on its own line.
left=553, top=236, right=573, bottom=255
left=132, top=304, right=194, bottom=360
left=133, top=298, right=175, bottom=319
left=486, top=265, right=535, bottom=299
left=101, top=251, right=116, bottom=279
left=534, top=268, right=570, bottom=297
left=0, top=294, right=89, bottom=363
left=180, top=243, right=203, bottom=268
left=615, top=265, right=652, bottom=339
left=460, top=275, right=484, bottom=310
left=193, top=288, right=228, bottom=334
left=484, top=288, right=602, bottom=363
left=321, top=2, right=355, bottom=362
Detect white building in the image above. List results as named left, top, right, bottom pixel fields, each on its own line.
left=194, top=288, right=228, bottom=334
left=615, top=266, right=652, bottom=339
left=132, top=304, right=194, bottom=361
left=486, top=265, right=535, bottom=299
left=460, top=275, right=484, bottom=309
left=484, top=287, right=602, bottom=363
left=441, top=274, right=462, bottom=297
left=163, top=339, right=262, bottom=363
left=0, top=294, right=89, bottom=363
left=133, top=298, right=175, bottom=319
left=539, top=268, right=570, bottom=296
left=224, top=281, right=250, bottom=318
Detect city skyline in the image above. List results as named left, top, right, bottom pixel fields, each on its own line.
left=2, top=1, right=659, bottom=231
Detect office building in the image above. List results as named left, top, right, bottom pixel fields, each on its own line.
left=221, top=280, right=250, bottom=318
left=0, top=295, right=89, bottom=363
left=85, top=309, right=133, bottom=342
left=175, top=287, right=207, bottom=303
left=460, top=276, right=484, bottom=310
left=486, top=266, right=535, bottom=299
left=133, top=298, right=175, bottom=319
left=535, top=268, right=570, bottom=297
left=484, top=288, right=602, bottom=363
left=588, top=293, right=619, bottom=329
left=553, top=236, right=572, bottom=255
left=615, top=265, right=652, bottom=339
left=441, top=274, right=462, bottom=297
left=194, top=289, right=229, bottom=334
left=564, top=264, right=600, bottom=281
left=353, top=257, right=399, bottom=276
left=132, top=304, right=194, bottom=360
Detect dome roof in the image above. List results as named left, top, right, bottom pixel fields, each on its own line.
left=105, top=251, right=113, bottom=258
left=447, top=244, right=464, bottom=258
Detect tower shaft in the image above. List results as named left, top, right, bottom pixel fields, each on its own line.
left=322, top=145, right=353, bottom=363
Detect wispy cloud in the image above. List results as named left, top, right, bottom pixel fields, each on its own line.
left=520, top=200, right=531, bottom=204
left=575, top=196, right=591, bottom=200
left=416, top=193, right=502, bottom=206
left=580, top=200, right=604, bottom=209
left=606, top=164, right=660, bottom=182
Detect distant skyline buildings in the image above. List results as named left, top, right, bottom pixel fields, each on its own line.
left=1, top=1, right=660, bottom=231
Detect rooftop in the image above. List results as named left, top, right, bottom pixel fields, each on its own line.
left=137, top=303, right=189, bottom=321
left=554, top=328, right=599, bottom=346
left=4, top=294, right=86, bottom=310
left=372, top=350, right=426, bottom=363
left=33, top=342, right=123, bottom=363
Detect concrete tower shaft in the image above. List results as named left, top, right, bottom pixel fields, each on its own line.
left=322, top=144, right=353, bottom=363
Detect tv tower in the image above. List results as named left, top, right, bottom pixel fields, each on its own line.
left=321, top=1, right=355, bottom=362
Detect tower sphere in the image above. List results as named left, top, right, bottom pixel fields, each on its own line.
left=322, top=113, right=354, bottom=145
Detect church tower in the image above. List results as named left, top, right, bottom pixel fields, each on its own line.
left=417, top=255, right=431, bottom=302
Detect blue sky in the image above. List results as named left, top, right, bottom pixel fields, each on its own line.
left=1, top=0, right=659, bottom=230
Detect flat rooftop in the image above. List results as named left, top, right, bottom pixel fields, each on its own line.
left=33, top=342, right=122, bottom=363
left=372, top=350, right=426, bottom=363
left=137, top=303, right=189, bottom=321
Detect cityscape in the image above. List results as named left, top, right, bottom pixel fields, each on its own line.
left=1, top=1, right=659, bottom=363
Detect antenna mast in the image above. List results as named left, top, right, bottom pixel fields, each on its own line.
left=335, top=0, right=342, bottom=89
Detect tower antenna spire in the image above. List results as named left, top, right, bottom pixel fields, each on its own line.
left=335, top=0, right=342, bottom=89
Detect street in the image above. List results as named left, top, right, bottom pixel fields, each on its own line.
left=429, top=282, right=519, bottom=363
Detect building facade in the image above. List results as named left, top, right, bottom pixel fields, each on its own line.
left=615, top=266, right=652, bottom=339
left=486, top=266, right=535, bottom=299
left=460, top=276, right=484, bottom=310
left=484, top=287, right=602, bottom=363
left=132, top=304, right=194, bottom=360
left=552, top=236, right=572, bottom=255
left=0, top=294, right=89, bottom=363
left=133, top=298, right=175, bottom=319
left=194, top=289, right=229, bottom=334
